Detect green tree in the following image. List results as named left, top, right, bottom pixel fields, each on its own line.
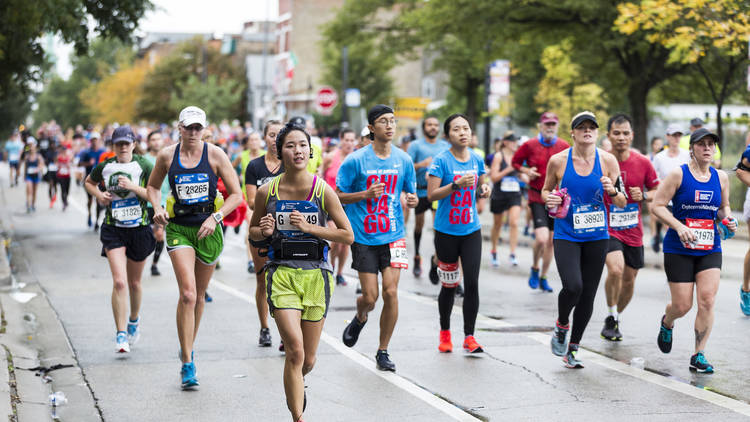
left=169, top=75, right=244, bottom=124
left=0, top=0, right=152, bottom=135
left=616, top=0, right=750, bottom=146
left=137, top=38, right=246, bottom=123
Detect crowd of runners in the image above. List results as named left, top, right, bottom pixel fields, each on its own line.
left=6, top=104, right=750, bottom=422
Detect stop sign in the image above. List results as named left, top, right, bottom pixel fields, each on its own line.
left=316, top=86, right=338, bottom=116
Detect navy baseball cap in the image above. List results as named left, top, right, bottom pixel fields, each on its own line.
left=111, top=126, right=135, bottom=143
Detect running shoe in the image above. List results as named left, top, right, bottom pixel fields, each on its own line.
left=115, top=331, right=130, bottom=353
left=180, top=362, right=199, bottom=390
left=657, top=315, right=672, bottom=354
left=600, top=316, right=622, bottom=341
left=342, top=315, right=366, bottom=347
left=563, top=345, right=584, bottom=369
left=539, top=277, right=553, bottom=292
left=355, top=283, right=362, bottom=294
left=455, top=284, right=464, bottom=297
left=509, top=254, right=518, bottom=267
left=490, top=251, right=499, bottom=268
left=463, top=335, right=483, bottom=353
left=259, top=328, right=272, bottom=347
left=247, top=260, right=255, bottom=274
left=551, top=321, right=569, bottom=356
left=438, top=330, right=452, bottom=353
left=87, top=215, right=92, bottom=227
left=336, top=274, right=347, bottom=286
left=205, top=292, right=213, bottom=303
left=94, top=222, right=99, bottom=232
left=528, top=267, right=540, bottom=289
left=741, top=288, right=750, bottom=316
left=524, top=225, right=530, bottom=237
left=49, top=194, right=56, bottom=208
left=127, top=318, right=140, bottom=345
left=689, top=352, right=714, bottom=373
left=279, top=341, right=285, bottom=352
left=151, top=265, right=160, bottom=276
left=413, top=255, right=422, bottom=278
left=429, top=256, right=439, bottom=285
left=375, top=350, right=396, bottom=371
left=651, top=234, right=661, bottom=253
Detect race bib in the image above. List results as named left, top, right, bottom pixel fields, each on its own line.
left=175, top=173, right=209, bottom=204
left=389, top=238, right=408, bottom=269
left=683, top=218, right=714, bottom=250
left=58, top=166, right=70, bottom=176
left=609, top=203, right=639, bottom=231
left=500, top=177, right=521, bottom=192
left=26, top=166, right=38, bottom=174
left=437, top=261, right=461, bottom=288
left=572, top=204, right=606, bottom=234
left=111, top=197, right=142, bottom=226
left=47, top=163, right=58, bottom=172
left=8, top=153, right=19, bottom=162
left=275, top=200, right=319, bottom=236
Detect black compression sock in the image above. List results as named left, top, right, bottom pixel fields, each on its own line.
left=153, top=241, right=164, bottom=264
left=414, top=231, right=422, bottom=256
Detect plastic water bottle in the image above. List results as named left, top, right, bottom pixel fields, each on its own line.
left=548, top=188, right=571, bottom=219
left=718, top=218, right=736, bottom=240
left=49, top=391, right=67, bottom=407
left=629, top=357, right=645, bottom=370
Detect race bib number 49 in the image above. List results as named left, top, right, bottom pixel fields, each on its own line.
left=175, top=173, right=209, bottom=204
left=572, top=204, right=606, bottom=234
left=276, top=200, right=319, bottom=236
left=684, top=218, right=714, bottom=250
left=389, top=239, right=408, bottom=269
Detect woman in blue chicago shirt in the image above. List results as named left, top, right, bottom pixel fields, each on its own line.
left=427, top=113, right=490, bottom=354
left=652, top=128, right=735, bottom=374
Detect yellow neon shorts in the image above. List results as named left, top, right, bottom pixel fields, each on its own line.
left=266, top=266, right=333, bottom=322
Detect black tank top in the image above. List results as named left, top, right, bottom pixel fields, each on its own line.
left=168, top=142, right=218, bottom=226
left=491, top=150, right=521, bottom=199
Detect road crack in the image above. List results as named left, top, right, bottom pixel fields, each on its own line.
left=483, top=351, right=582, bottom=402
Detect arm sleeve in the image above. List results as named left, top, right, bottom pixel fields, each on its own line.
left=427, top=156, right=444, bottom=179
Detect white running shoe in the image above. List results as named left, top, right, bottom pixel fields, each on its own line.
left=127, top=318, right=140, bottom=346
left=116, top=332, right=130, bottom=353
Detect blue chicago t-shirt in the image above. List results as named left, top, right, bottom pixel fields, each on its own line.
left=429, top=149, right=486, bottom=236
left=408, top=138, right=451, bottom=197
left=337, top=144, right=416, bottom=246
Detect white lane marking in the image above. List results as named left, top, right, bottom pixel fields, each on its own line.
left=210, top=279, right=481, bottom=422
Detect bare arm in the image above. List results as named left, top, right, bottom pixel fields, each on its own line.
left=213, top=146, right=243, bottom=218
left=737, top=167, right=750, bottom=187
left=147, top=148, right=170, bottom=214
left=717, top=170, right=732, bottom=221
left=490, top=153, right=514, bottom=183
left=336, top=184, right=383, bottom=204
left=541, top=154, right=562, bottom=206
left=651, top=168, right=684, bottom=231
left=249, top=184, right=270, bottom=242
left=245, top=184, right=258, bottom=210
left=605, top=153, right=627, bottom=208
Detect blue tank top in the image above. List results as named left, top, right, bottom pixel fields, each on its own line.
left=25, top=158, right=40, bottom=178
left=663, top=164, right=721, bottom=255
left=554, top=149, right=609, bottom=242
left=168, top=142, right=218, bottom=226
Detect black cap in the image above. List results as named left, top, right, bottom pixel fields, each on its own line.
left=570, top=111, right=598, bottom=130
left=690, top=117, right=705, bottom=127
left=502, top=132, right=518, bottom=142
left=111, top=126, right=135, bottom=143
left=288, top=116, right=306, bottom=126
left=689, top=127, right=719, bottom=145
left=367, top=104, right=394, bottom=125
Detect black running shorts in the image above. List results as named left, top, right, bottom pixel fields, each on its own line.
left=607, top=237, right=645, bottom=270
left=350, top=242, right=392, bottom=274
left=530, top=202, right=555, bottom=231
left=100, top=224, right=156, bottom=262
left=414, top=196, right=433, bottom=215
left=663, top=252, right=722, bottom=283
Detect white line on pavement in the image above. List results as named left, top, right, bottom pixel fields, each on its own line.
left=210, top=278, right=481, bottom=422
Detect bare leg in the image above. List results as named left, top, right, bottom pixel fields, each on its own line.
left=694, top=269, right=720, bottom=353
left=105, top=247, right=129, bottom=332
left=508, top=205, right=521, bottom=255
left=379, top=267, right=401, bottom=350
left=617, top=266, right=639, bottom=313
left=125, top=257, right=146, bottom=320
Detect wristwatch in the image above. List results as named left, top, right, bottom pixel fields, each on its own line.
left=451, top=181, right=460, bottom=191
left=212, top=211, right=224, bottom=224
left=642, top=191, right=648, bottom=201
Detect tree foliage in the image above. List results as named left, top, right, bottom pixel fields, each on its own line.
left=0, top=0, right=152, bottom=135
left=137, top=38, right=246, bottom=123
left=169, top=75, right=244, bottom=124
left=82, top=60, right=149, bottom=125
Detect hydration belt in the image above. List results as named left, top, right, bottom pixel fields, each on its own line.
left=270, top=236, right=327, bottom=261
left=173, top=202, right=213, bottom=217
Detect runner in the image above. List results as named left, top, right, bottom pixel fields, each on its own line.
left=43, top=136, right=59, bottom=208
left=736, top=135, right=750, bottom=315
left=338, top=104, right=418, bottom=371
left=512, top=112, right=569, bottom=292
left=147, top=106, right=242, bottom=389
left=143, top=130, right=171, bottom=276
left=81, top=134, right=106, bottom=229
left=653, top=127, right=734, bottom=373
left=22, top=142, right=44, bottom=213
left=651, top=124, right=690, bottom=252
left=322, top=128, right=358, bottom=286
left=489, top=132, right=524, bottom=267
left=55, top=144, right=73, bottom=211
left=245, top=120, right=284, bottom=348
left=599, top=114, right=659, bottom=341
left=427, top=114, right=490, bottom=353
left=544, top=111, right=626, bottom=368
left=406, top=117, right=449, bottom=278
left=248, top=121, right=353, bottom=422
left=5, top=130, right=23, bottom=187
left=85, top=126, right=155, bottom=353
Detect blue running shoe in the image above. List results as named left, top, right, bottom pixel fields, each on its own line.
left=181, top=362, right=199, bottom=390
left=490, top=251, right=499, bottom=268
left=539, top=277, right=553, bottom=292
left=563, top=345, right=584, bottom=369
left=689, top=352, right=714, bottom=373
left=741, top=288, right=750, bottom=316
left=550, top=321, right=569, bottom=356
left=657, top=315, right=672, bottom=354
left=127, top=317, right=140, bottom=345
left=528, top=267, right=540, bottom=289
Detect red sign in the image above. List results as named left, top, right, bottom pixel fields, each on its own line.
left=316, top=86, right=338, bottom=115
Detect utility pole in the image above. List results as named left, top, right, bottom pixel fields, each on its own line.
left=341, top=46, right=349, bottom=125
left=483, top=61, right=491, bottom=155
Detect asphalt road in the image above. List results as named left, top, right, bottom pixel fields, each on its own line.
left=7, top=170, right=750, bottom=421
